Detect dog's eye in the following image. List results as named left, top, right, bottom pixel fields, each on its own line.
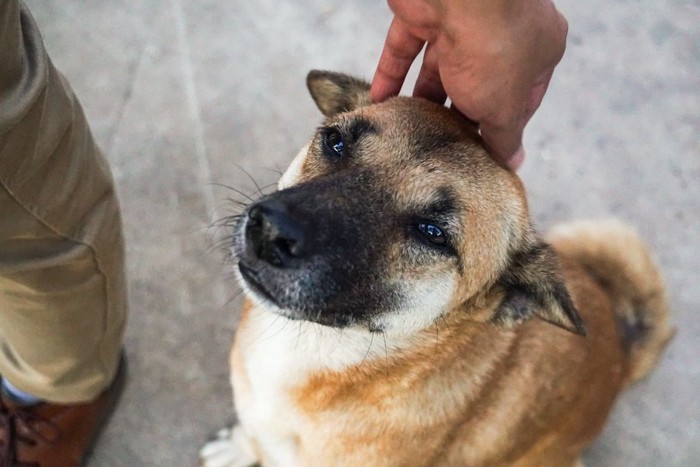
left=417, top=222, right=447, bottom=246
left=322, top=129, right=345, bottom=158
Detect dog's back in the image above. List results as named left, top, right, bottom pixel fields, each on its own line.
left=548, top=220, right=674, bottom=384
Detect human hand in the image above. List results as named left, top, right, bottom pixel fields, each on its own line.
left=370, top=0, right=568, bottom=169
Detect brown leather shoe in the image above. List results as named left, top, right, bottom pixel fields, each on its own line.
left=0, top=355, right=126, bottom=467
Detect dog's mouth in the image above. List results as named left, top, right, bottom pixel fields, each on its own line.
left=237, top=262, right=280, bottom=307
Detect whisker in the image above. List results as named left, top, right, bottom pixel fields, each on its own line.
left=223, top=287, right=246, bottom=307
left=213, top=217, right=238, bottom=235
left=207, top=233, right=237, bottom=255
left=209, top=182, right=257, bottom=203
left=434, top=321, right=440, bottom=353
left=439, top=315, right=454, bottom=339
left=296, top=321, right=303, bottom=350
left=210, top=214, right=243, bottom=228
left=224, top=198, right=251, bottom=210
left=382, top=332, right=389, bottom=376
left=252, top=313, right=282, bottom=343
left=259, top=182, right=279, bottom=193
left=264, top=316, right=292, bottom=341
left=236, top=165, right=265, bottom=197
left=262, top=166, right=284, bottom=177
left=362, top=332, right=375, bottom=364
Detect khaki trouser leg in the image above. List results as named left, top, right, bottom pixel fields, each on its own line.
left=0, top=1, right=127, bottom=403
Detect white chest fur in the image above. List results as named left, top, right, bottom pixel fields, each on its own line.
left=233, top=303, right=416, bottom=466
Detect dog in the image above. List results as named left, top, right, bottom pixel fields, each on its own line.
left=200, top=70, right=673, bottom=466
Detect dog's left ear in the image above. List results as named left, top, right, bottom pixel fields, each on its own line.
left=494, top=241, right=587, bottom=336
left=306, top=70, right=371, bottom=118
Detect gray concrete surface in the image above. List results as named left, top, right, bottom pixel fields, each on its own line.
left=24, top=0, right=698, bottom=465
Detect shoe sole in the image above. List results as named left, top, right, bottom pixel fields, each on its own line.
left=81, top=351, right=128, bottom=467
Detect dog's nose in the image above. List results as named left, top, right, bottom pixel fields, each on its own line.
left=246, top=199, right=308, bottom=267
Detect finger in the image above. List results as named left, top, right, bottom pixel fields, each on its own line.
left=479, top=120, right=526, bottom=170
left=412, top=43, right=447, bottom=105
left=370, top=17, right=426, bottom=103
left=524, top=69, right=554, bottom=122
left=449, top=103, right=479, bottom=128
left=482, top=71, right=553, bottom=170
left=507, top=145, right=526, bottom=170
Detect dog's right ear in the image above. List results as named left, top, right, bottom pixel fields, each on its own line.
left=493, top=240, right=587, bottom=336
left=306, top=70, right=371, bottom=118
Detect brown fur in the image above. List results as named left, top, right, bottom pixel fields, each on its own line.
left=547, top=220, right=675, bottom=383
left=288, top=261, right=622, bottom=466
left=220, top=71, right=672, bottom=467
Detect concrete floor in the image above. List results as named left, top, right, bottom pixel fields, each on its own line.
left=25, top=0, right=698, bottom=465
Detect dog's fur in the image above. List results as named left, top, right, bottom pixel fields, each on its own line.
left=201, top=71, right=673, bottom=467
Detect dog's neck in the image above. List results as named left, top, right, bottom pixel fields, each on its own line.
left=238, top=294, right=514, bottom=380
left=240, top=302, right=421, bottom=373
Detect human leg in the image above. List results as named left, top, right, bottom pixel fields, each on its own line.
left=0, top=1, right=128, bottom=465
left=0, top=0, right=126, bottom=406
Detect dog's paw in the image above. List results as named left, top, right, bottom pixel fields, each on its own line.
left=200, top=425, right=259, bottom=467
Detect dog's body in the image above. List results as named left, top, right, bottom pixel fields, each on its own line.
left=201, top=71, right=672, bottom=467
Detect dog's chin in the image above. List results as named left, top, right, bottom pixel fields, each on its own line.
left=236, top=262, right=378, bottom=330
left=237, top=262, right=280, bottom=307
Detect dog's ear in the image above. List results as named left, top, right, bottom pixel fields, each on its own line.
left=306, top=70, right=371, bottom=117
left=493, top=241, right=586, bottom=336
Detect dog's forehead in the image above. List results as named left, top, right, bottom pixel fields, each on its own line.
left=347, top=98, right=489, bottom=191
left=356, top=97, right=475, bottom=149
left=377, top=97, right=464, bottom=127
left=293, top=96, right=499, bottom=204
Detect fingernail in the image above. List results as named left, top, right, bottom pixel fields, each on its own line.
left=505, top=146, right=525, bottom=170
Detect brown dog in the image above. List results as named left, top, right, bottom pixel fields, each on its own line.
left=200, top=71, right=673, bottom=467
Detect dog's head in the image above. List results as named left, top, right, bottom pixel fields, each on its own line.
left=233, top=70, right=584, bottom=336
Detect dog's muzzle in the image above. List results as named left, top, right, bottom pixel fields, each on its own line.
left=233, top=178, right=398, bottom=328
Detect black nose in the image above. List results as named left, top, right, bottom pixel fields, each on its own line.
left=246, top=198, right=308, bottom=267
